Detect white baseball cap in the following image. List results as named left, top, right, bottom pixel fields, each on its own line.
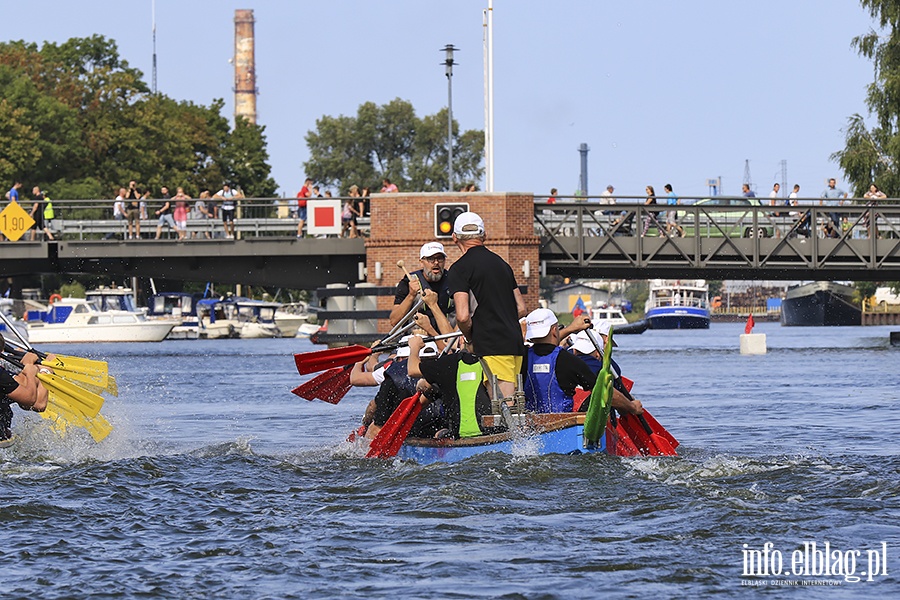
left=395, top=336, right=440, bottom=358
left=525, top=308, right=558, bottom=340
left=595, top=320, right=618, bottom=346
left=420, top=242, right=446, bottom=258
left=569, top=331, right=598, bottom=355
left=453, top=211, right=485, bottom=235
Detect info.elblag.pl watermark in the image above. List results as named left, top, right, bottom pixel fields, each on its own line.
left=741, top=541, right=889, bottom=585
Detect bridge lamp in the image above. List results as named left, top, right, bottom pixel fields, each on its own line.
left=441, top=44, right=458, bottom=191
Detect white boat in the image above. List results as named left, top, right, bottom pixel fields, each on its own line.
left=590, top=306, right=629, bottom=327
left=25, top=298, right=176, bottom=343
left=196, top=297, right=281, bottom=339
left=147, top=292, right=204, bottom=340
left=85, top=286, right=145, bottom=314
left=274, top=301, right=312, bottom=338
left=295, top=323, right=322, bottom=338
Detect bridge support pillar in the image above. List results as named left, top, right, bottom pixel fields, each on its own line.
left=366, top=192, right=540, bottom=333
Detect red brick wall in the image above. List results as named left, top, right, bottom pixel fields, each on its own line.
left=366, top=192, right=540, bottom=333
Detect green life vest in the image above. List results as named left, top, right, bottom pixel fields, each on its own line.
left=43, top=197, right=54, bottom=219
left=456, top=359, right=484, bottom=438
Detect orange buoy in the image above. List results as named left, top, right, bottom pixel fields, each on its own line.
left=49, top=293, right=63, bottom=304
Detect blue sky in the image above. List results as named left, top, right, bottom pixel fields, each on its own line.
left=4, top=1, right=880, bottom=199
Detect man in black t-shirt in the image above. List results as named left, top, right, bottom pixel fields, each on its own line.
left=390, top=242, right=455, bottom=332
left=446, top=212, right=526, bottom=399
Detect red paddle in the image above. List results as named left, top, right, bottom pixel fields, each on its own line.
left=366, top=392, right=423, bottom=459
left=294, top=332, right=460, bottom=375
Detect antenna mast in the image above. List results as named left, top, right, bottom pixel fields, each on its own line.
left=743, top=159, right=754, bottom=193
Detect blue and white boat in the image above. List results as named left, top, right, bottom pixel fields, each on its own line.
left=645, top=279, right=710, bottom=329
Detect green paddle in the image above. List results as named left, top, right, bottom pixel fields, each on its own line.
left=582, top=326, right=614, bottom=447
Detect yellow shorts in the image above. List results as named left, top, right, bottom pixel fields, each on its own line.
left=482, top=355, right=524, bottom=384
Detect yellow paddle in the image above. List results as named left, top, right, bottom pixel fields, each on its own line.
left=36, top=372, right=104, bottom=418
left=41, top=394, right=112, bottom=442
left=41, top=354, right=109, bottom=379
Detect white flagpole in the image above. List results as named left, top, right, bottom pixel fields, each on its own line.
left=487, top=0, right=494, bottom=192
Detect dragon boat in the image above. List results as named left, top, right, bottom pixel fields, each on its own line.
left=356, top=409, right=677, bottom=464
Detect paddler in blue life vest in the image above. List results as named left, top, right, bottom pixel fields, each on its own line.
left=568, top=326, right=643, bottom=414
left=406, top=334, right=494, bottom=439
left=523, top=308, right=643, bottom=415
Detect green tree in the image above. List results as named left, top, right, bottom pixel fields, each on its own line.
left=304, top=98, right=483, bottom=193
left=833, top=1, right=900, bottom=197
left=832, top=3, right=900, bottom=293
left=0, top=35, right=278, bottom=200
left=220, top=117, right=278, bottom=197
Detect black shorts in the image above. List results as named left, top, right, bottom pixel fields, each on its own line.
left=221, top=208, right=235, bottom=223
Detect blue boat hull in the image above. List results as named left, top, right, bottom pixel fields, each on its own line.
left=646, top=306, right=710, bottom=329
left=396, top=416, right=607, bottom=464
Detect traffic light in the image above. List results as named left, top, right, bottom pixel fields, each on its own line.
left=434, top=202, right=469, bottom=238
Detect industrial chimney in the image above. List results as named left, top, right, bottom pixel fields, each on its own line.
left=234, top=9, right=257, bottom=124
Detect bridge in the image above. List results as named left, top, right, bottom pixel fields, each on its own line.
left=2, top=195, right=900, bottom=288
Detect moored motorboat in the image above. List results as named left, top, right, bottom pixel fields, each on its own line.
left=645, top=279, right=710, bottom=329
left=147, top=292, right=204, bottom=340
left=196, top=297, right=281, bottom=339
left=590, top=306, right=646, bottom=334
left=25, top=298, right=176, bottom=343
left=780, top=281, right=861, bottom=326
left=274, top=302, right=312, bottom=338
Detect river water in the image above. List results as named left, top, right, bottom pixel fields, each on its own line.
left=1, top=322, right=898, bottom=598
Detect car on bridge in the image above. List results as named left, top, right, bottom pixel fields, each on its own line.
left=676, top=197, right=777, bottom=238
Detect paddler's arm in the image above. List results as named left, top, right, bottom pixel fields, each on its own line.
left=611, top=389, right=643, bottom=415
left=406, top=335, right=425, bottom=378
left=421, top=288, right=454, bottom=337
left=453, top=291, right=472, bottom=341
left=412, top=313, right=438, bottom=337
left=513, top=287, right=527, bottom=319
left=558, top=315, right=591, bottom=340
left=389, top=277, right=419, bottom=327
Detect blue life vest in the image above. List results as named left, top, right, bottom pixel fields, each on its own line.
left=384, top=358, right=417, bottom=397
left=524, top=346, right=571, bottom=413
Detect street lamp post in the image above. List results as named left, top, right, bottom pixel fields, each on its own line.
left=442, top=44, right=458, bottom=191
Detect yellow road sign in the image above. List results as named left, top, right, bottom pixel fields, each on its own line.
left=0, top=200, right=35, bottom=241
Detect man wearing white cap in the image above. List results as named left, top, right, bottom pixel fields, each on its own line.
left=522, top=308, right=597, bottom=413
left=390, top=241, right=455, bottom=333
left=447, top=212, right=527, bottom=399
left=568, top=325, right=643, bottom=415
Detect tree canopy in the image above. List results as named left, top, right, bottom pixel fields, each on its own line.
left=833, top=1, right=900, bottom=197
left=0, top=35, right=277, bottom=199
left=303, top=98, right=484, bottom=194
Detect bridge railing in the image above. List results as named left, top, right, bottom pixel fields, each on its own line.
left=535, top=194, right=900, bottom=278
left=29, top=197, right=370, bottom=240
left=534, top=195, right=900, bottom=241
